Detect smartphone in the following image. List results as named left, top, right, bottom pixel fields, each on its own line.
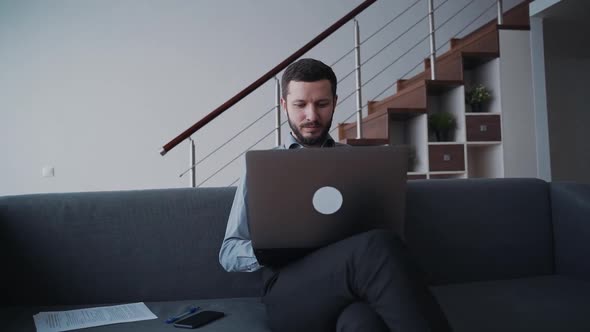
left=173, top=310, right=225, bottom=329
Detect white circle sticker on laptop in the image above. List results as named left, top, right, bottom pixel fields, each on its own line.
left=312, top=186, right=343, bottom=215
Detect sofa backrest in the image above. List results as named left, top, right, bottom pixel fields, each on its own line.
left=551, top=182, right=590, bottom=281
left=405, top=178, right=554, bottom=285
left=0, top=187, right=261, bottom=306
left=1, top=178, right=557, bottom=304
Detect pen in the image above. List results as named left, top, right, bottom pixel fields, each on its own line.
left=165, top=306, right=200, bottom=324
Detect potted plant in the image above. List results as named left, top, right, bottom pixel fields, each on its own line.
left=428, top=111, right=456, bottom=142
left=465, top=84, right=492, bottom=112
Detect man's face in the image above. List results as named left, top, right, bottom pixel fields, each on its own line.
left=281, top=80, right=337, bottom=147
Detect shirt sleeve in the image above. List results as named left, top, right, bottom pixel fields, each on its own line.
left=219, top=171, right=261, bottom=272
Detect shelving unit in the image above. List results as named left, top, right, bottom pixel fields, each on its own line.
left=463, top=58, right=504, bottom=179
left=343, top=57, right=506, bottom=180
left=407, top=57, right=505, bottom=179
left=337, top=1, right=537, bottom=180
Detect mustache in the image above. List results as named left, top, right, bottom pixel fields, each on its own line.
left=301, top=122, right=322, bottom=128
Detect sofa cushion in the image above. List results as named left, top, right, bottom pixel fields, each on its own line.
left=405, top=178, right=554, bottom=285
left=432, top=275, right=590, bottom=332
left=1, top=297, right=270, bottom=332
left=0, top=187, right=262, bottom=305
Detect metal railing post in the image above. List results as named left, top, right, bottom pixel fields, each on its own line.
left=427, top=0, right=437, bottom=80
left=354, top=19, right=363, bottom=139
left=189, top=137, right=196, bottom=187
left=275, top=77, right=282, bottom=147
left=497, top=0, right=504, bottom=25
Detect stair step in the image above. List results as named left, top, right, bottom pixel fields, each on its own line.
left=368, top=78, right=462, bottom=118
left=462, top=51, right=499, bottom=70
left=341, top=138, right=389, bottom=146
left=421, top=29, right=498, bottom=83
left=403, top=51, right=467, bottom=90
left=396, top=79, right=408, bottom=92
left=390, top=108, right=427, bottom=120
left=448, top=23, right=498, bottom=53
left=498, top=24, right=530, bottom=31
left=425, top=79, right=463, bottom=95
left=339, top=108, right=389, bottom=140
left=396, top=0, right=530, bottom=95
left=369, top=80, right=427, bottom=114
left=500, top=0, right=531, bottom=27
left=339, top=106, right=427, bottom=142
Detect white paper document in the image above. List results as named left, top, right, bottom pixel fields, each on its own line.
left=33, top=302, right=157, bottom=332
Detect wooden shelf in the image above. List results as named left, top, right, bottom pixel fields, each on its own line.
left=425, top=80, right=464, bottom=96
left=429, top=171, right=466, bottom=175
left=497, top=24, right=530, bottom=31
left=390, top=108, right=427, bottom=120
left=465, top=112, right=501, bottom=116
left=462, top=52, right=499, bottom=69
left=466, top=141, right=502, bottom=146
left=428, top=141, right=465, bottom=145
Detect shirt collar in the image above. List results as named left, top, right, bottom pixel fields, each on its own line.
left=285, top=132, right=336, bottom=149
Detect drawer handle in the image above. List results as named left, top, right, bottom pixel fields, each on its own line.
left=480, top=124, right=488, bottom=132
left=443, top=154, right=451, bottom=161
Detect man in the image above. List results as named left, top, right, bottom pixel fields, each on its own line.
left=219, top=58, right=450, bottom=332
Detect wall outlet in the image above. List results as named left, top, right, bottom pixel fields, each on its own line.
left=42, top=166, right=55, bottom=177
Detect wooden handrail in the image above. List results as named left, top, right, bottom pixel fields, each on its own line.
left=160, top=0, right=377, bottom=156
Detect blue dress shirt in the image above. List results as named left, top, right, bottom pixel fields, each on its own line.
left=219, top=133, right=345, bottom=272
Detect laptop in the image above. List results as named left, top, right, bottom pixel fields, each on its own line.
left=245, top=145, right=409, bottom=267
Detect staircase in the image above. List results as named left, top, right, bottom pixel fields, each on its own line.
left=338, top=1, right=532, bottom=180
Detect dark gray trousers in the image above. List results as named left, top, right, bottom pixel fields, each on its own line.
left=261, top=229, right=451, bottom=332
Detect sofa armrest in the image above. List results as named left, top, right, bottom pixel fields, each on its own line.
left=551, top=182, right=590, bottom=281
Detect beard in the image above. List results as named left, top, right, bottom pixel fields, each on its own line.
left=287, top=112, right=334, bottom=147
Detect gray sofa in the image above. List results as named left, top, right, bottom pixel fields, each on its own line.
left=1, top=178, right=589, bottom=331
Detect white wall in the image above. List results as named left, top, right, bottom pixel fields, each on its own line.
left=0, top=0, right=520, bottom=195
left=499, top=29, right=538, bottom=178
left=530, top=16, right=552, bottom=181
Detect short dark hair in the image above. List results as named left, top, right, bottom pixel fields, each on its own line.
left=281, top=58, right=337, bottom=99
